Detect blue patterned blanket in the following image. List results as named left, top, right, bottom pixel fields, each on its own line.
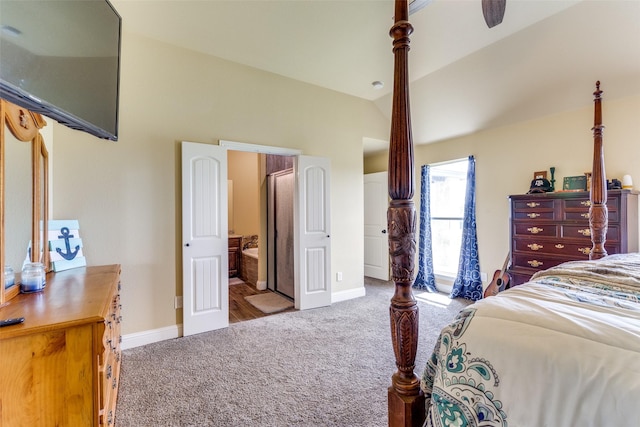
left=421, top=253, right=640, bottom=427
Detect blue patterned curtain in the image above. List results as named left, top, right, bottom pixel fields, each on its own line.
left=413, top=165, right=437, bottom=292
left=450, top=156, right=483, bottom=300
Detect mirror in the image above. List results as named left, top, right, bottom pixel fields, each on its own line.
left=38, top=136, right=49, bottom=270
left=4, top=128, right=31, bottom=275
left=1, top=99, right=48, bottom=305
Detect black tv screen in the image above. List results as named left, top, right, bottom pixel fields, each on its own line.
left=0, top=0, right=121, bottom=141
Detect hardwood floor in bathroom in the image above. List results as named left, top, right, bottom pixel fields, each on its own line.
left=229, top=280, right=295, bottom=323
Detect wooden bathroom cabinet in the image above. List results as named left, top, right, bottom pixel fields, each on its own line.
left=228, top=236, right=242, bottom=277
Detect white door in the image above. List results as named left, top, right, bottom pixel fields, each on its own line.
left=364, top=172, right=390, bottom=280
left=181, top=141, right=229, bottom=336
left=295, top=155, right=331, bottom=310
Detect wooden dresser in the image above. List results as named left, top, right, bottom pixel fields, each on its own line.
left=0, top=265, right=122, bottom=426
left=508, top=190, right=639, bottom=286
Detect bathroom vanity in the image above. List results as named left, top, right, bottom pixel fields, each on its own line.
left=228, top=235, right=242, bottom=277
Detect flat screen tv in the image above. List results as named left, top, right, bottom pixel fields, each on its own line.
left=0, top=0, right=121, bottom=141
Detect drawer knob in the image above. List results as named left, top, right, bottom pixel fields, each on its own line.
left=578, top=228, right=591, bottom=237
left=578, top=247, right=591, bottom=255
left=526, top=202, right=540, bottom=208
left=527, top=227, right=544, bottom=234
left=581, top=213, right=589, bottom=218
left=555, top=244, right=565, bottom=249
left=106, top=364, right=112, bottom=379
left=527, top=260, right=543, bottom=268
left=581, top=200, right=592, bottom=207
left=527, top=243, right=543, bottom=251
left=527, top=213, right=540, bottom=219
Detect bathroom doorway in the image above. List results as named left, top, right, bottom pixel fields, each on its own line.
left=227, top=149, right=296, bottom=322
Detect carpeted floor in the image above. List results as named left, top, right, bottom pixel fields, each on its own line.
left=115, top=277, right=472, bottom=426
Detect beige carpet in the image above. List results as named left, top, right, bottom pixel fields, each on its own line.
left=245, top=291, right=293, bottom=314
left=116, top=278, right=472, bottom=426
left=228, top=277, right=244, bottom=286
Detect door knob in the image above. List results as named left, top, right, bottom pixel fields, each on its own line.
left=185, top=243, right=190, bottom=247
left=381, top=230, right=387, bottom=234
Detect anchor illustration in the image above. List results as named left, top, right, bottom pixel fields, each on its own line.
left=56, top=227, right=80, bottom=260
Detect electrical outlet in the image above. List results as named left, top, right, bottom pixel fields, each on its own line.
left=175, top=296, right=183, bottom=309
left=336, top=272, right=343, bottom=282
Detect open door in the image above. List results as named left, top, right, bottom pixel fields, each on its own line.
left=295, top=155, right=331, bottom=310
left=364, top=172, right=390, bottom=280
left=181, top=141, right=229, bottom=336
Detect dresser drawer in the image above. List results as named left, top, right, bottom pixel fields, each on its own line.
left=563, top=209, right=619, bottom=222
left=513, top=199, right=555, bottom=210
left=513, top=253, right=580, bottom=272
left=563, top=196, right=619, bottom=210
left=513, top=223, right=558, bottom=237
left=513, top=239, right=590, bottom=256
left=513, top=210, right=555, bottom=221
left=562, top=198, right=592, bottom=210
left=562, top=224, right=619, bottom=241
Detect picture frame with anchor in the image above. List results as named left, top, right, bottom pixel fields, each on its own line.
left=47, top=220, right=86, bottom=272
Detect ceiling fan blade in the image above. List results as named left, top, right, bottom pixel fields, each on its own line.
left=482, top=0, right=506, bottom=28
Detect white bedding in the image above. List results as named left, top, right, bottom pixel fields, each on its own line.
left=421, top=253, right=640, bottom=427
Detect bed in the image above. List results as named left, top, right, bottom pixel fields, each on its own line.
left=384, top=1, right=636, bottom=426
left=421, top=253, right=640, bottom=426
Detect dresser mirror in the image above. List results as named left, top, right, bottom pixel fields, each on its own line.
left=1, top=99, right=49, bottom=305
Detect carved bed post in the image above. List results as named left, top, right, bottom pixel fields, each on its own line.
left=387, top=1, right=425, bottom=426
left=590, top=81, right=608, bottom=260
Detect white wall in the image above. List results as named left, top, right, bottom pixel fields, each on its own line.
left=50, top=31, right=390, bottom=335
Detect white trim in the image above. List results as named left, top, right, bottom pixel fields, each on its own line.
left=121, top=324, right=182, bottom=350
left=331, top=286, right=366, bottom=303
left=219, top=140, right=302, bottom=155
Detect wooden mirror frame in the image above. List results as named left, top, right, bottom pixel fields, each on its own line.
left=0, top=99, right=49, bottom=306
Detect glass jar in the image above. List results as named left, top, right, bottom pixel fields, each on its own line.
left=4, top=265, right=15, bottom=289
left=21, top=262, right=46, bottom=293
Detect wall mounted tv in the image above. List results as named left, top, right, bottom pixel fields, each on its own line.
left=0, top=0, right=121, bottom=141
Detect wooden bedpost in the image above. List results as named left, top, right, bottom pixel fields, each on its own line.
left=387, top=1, right=425, bottom=426
left=590, top=81, right=608, bottom=260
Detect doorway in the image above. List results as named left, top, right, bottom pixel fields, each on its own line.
left=227, top=151, right=295, bottom=321
left=182, top=140, right=332, bottom=336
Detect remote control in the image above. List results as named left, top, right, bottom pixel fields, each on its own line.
left=0, top=317, right=25, bottom=327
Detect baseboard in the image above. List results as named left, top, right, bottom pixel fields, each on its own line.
left=331, top=286, right=366, bottom=303
left=121, top=324, right=182, bottom=350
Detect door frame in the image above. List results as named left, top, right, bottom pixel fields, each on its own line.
left=221, top=140, right=332, bottom=311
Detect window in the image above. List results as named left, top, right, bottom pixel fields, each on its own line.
left=429, top=159, right=468, bottom=277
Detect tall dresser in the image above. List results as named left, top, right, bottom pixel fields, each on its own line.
left=508, top=190, right=639, bottom=286
left=0, top=265, right=122, bottom=426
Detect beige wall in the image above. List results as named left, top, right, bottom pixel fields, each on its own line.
left=50, top=31, right=389, bottom=335
left=227, top=151, right=260, bottom=237
left=365, top=94, right=640, bottom=283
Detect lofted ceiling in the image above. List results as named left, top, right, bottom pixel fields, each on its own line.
left=111, top=0, right=640, bottom=154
